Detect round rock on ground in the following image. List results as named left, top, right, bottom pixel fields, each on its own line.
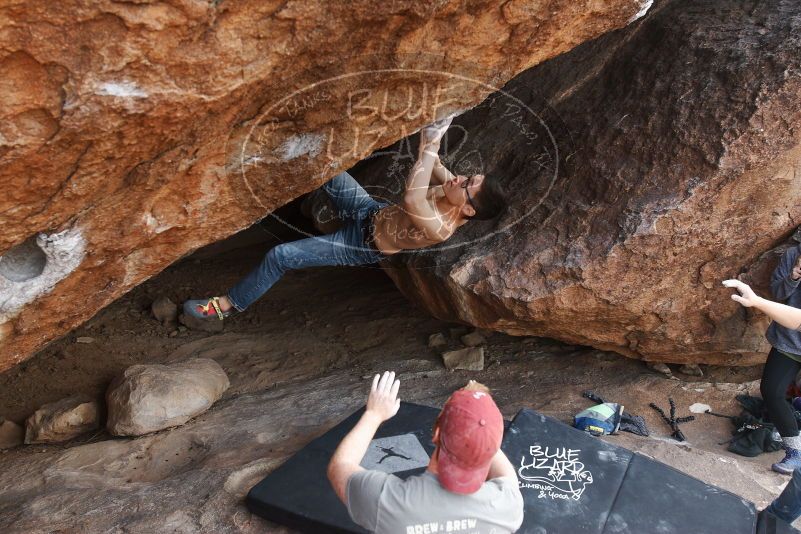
left=680, top=364, right=704, bottom=377
left=24, top=396, right=99, bottom=444
left=460, top=331, right=487, bottom=348
left=442, top=347, right=485, bottom=371
left=427, top=332, right=448, bottom=349
left=151, top=296, right=178, bottom=325
left=106, top=358, right=230, bottom=436
left=648, top=362, right=674, bottom=378
left=0, top=419, right=23, bottom=449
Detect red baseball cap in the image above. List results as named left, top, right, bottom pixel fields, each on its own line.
left=436, top=388, right=504, bottom=494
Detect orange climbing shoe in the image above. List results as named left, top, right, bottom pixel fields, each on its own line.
left=183, top=297, right=233, bottom=320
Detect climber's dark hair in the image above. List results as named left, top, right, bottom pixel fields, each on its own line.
left=468, top=177, right=507, bottom=220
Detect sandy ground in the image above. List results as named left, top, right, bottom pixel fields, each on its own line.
left=0, top=225, right=796, bottom=532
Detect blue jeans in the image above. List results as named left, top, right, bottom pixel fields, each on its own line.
left=227, top=172, right=388, bottom=311
left=766, top=467, right=801, bottom=523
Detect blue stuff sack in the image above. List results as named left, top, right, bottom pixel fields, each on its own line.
left=574, top=402, right=624, bottom=436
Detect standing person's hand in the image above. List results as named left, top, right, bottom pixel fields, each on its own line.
left=366, top=371, right=401, bottom=423
left=792, top=257, right=801, bottom=280
left=723, top=279, right=759, bottom=307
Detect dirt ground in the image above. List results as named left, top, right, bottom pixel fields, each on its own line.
left=0, top=224, right=796, bottom=532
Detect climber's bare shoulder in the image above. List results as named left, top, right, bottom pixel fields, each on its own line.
left=372, top=203, right=455, bottom=256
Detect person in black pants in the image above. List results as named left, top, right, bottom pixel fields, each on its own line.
left=762, top=244, right=801, bottom=474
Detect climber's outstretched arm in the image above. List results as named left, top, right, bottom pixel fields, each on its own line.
left=430, top=157, right=456, bottom=186
left=401, top=117, right=453, bottom=238
left=403, top=117, right=451, bottom=207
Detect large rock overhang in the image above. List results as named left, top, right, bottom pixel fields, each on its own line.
left=0, top=0, right=653, bottom=371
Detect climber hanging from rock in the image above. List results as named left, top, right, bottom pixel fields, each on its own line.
left=184, top=115, right=508, bottom=320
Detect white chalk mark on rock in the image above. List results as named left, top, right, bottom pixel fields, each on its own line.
left=241, top=155, right=265, bottom=167
left=278, top=133, right=324, bottom=161
left=0, top=227, right=87, bottom=323
left=142, top=212, right=172, bottom=234
left=628, top=0, right=653, bottom=23
left=97, top=82, right=149, bottom=99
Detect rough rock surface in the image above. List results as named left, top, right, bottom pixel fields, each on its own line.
left=0, top=0, right=651, bottom=372
left=369, top=0, right=801, bottom=365
left=24, top=396, right=99, bottom=444
left=106, top=358, right=230, bottom=436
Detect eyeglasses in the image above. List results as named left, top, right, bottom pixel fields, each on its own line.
left=461, top=175, right=478, bottom=212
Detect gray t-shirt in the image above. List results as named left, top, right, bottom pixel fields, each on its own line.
left=767, top=244, right=801, bottom=355
left=347, top=470, right=524, bottom=534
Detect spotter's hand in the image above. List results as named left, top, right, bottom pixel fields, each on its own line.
left=366, top=371, right=401, bottom=423
left=722, top=279, right=758, bottom=308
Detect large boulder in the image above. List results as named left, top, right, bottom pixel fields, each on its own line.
left=106, top=358, right=230, bottom=436
left=24, top=396, right=99, bottom=444
left=362, top=0, right=801, bottom=365
left=0, top=0, right=651, bottom=371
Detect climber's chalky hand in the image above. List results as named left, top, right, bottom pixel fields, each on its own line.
left=420, top=115, right=454, bottom=145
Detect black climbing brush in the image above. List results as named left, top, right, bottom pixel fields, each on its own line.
left=649, top=398, right=695, bottom=442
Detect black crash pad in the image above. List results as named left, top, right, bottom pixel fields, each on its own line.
left=248, top=403, right=797, bottom=534
left=505, top=408, right=766, bottom=534
left=503, top=409, right=634, bottom=532
left=247, top=402, right=440, bottom=533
